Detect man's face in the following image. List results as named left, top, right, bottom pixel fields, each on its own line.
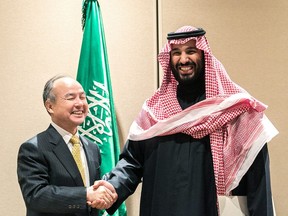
left=46, top=77, right=88, bottom=134
left=170, top=39, right=204, bottom=85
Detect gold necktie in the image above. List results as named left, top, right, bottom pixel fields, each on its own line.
left=70, top=135, right=86, bottom=186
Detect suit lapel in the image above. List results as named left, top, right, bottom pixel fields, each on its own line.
left=81, top=136, right=98, bottom=185
left=47, top=125, right=85, bottom=186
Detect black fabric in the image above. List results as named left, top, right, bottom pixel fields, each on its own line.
left=105, top=80, right=274, bottom=216
left=106, top=139, right=273, bottom=216
left=167, top=28, right=206, bottom=40
left=176, top=78, right=205, bottom=109
left=106, top=134, right=218, bottom=216
left=232, top=144, right=274, bottom=215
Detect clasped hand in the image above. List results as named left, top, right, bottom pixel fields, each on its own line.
left=86, top=180, right=118, bottom=209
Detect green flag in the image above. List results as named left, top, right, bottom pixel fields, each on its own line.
left=77, top=1, right=127, bottom=215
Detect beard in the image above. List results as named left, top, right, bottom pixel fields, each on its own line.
left=170, top=59, right=205, bottom=86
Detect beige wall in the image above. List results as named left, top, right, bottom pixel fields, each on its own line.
left=0, top=0, right=287, bottom=215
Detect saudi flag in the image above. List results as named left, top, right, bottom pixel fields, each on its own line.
left=76, top=0, right=127, bottom=215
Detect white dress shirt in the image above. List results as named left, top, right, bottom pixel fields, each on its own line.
left=51, top=122, right=90, bottom=187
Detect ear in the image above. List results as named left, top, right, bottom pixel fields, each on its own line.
left=45, top=99, right=54, bottom=114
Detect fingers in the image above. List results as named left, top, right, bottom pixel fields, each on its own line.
left=88, top=197, right=113, bottom=209
left=95, top=185, right=116, bottom=204
left=87, top=184, right=118, bottom=210
left=92, top=180, right=103, bottom=189
left=93, top=180, right=116, bottom=193
left=92, top=180, right=118, bottom=201
left=101, top=181, right=116, bottom=193
left=102, top=184, right=118, bottom=201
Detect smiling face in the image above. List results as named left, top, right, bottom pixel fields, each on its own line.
left=170, top=39, right=204, bottom=85
left=45, top=77, right=88, bottom=134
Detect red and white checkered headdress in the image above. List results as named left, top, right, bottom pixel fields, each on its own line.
left=129, top=26, right=278, bottom=195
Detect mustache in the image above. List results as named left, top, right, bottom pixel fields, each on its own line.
left=176, top=61, right=195, bottom=68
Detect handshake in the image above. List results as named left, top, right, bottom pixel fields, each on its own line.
left=86, top=180, right=118, bottom=210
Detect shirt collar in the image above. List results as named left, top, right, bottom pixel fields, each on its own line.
left=51, top=122, right=80, bottom=144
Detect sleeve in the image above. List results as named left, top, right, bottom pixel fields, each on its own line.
left=103, top=139, right=144, bottom=215
left=17, top=141, right=88, bottom=214
left=232, top=144, right=274, bottom=216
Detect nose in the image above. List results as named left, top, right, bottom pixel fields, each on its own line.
left=179, top=53, right=189, bottom=64
left=74, top=97, right=84, bottom=106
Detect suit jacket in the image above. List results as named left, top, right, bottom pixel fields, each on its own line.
left=17, top=125, right=101, bottom=216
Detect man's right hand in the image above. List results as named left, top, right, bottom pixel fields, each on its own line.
left=86, top=180, right=118, bottom=209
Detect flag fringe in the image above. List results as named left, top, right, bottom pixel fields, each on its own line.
left=81, top=0, right=91, bottom=30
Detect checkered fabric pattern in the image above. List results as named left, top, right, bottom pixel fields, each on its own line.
left=128, top=26, right=278, bottom=195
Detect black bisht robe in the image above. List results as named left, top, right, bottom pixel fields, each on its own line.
left=105, top=83, right=274, bottom=216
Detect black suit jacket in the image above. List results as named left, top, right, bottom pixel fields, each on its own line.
left=17, top=125, right=101, bottom=216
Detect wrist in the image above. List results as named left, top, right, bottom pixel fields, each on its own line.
left=86, top=186, right=92, bottom=201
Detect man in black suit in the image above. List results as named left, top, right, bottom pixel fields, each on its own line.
left=17, top=75, right=117, bottom=216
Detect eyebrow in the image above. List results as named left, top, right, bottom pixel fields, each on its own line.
left=63, top=92, right=86, bottom=97
left=171, top=46, right=198, bottom=52
left=171, top=48, right=179, bottom=52
left=186, top=46, right=198, bottom=50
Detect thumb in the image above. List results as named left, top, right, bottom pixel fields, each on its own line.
left=93, top=180, right=105, bottom=189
